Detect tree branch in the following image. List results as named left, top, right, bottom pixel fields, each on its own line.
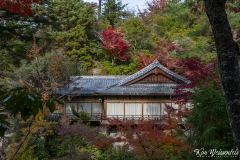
left=10, top=119, right=34, bottom=160
left=135, top=132, right=150, bottom=158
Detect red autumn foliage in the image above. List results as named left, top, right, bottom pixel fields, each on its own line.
left=54, top=116, right=110, bottom=148
left=100, top=26, right=131, bottom=62
left=137, top=39, right=186, bottom=70
left=92, top=137, right=116, bottom=150
left=105, top=104, right=187, bottom=159
left=137, top=0, right=167, bottom=22
left=0, top=0, right=41, bottom=16
left=173, top=57, right=219, bottom=104
left=89, top=2, right=97, bottom=8
left=146, top=0, right=167, bottom=14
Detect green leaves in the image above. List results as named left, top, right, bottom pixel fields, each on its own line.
left=188, top=82, right=236, bottom=150
left=46, top=0, right=97, bottom=70
left=120, top=17, right=151, bottom=51
left=4, top=87, right=61, bottom=120
left=0, top=110, right=9, bottom=137
left=46, top=99, right=56, bottom=113
left=0, top=85, right=62, bottom=137
left=4, top=87, right=43, bottom=120
left=101, top=0, right=129, bottom=26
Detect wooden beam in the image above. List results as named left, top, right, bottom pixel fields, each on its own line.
left=124, top=68, right=183, bottom=86
left=104, top=97, right=107, bottom=116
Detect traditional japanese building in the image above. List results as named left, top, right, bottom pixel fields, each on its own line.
left=60, top=60, right=190, bottom=122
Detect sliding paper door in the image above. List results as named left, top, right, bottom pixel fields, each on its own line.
left=107, top=103, right=124, bottom=117
left=125, top=103, right=142, bottom=116
left=92, top=103, right=103, bottom=114
left=78, top=103, right=91, bottom=114
left=144, top=103, right=160, bottom=116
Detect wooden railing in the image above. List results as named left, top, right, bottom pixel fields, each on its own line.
left=50, top=112, right=162, bottom=121
left=102, top=115, right=162, bottom=120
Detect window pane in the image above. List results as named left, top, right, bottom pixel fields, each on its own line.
left=78, top=103, right=91, bottom=113
left=92, top=103, right=103, bottom=114
left=144, top=103, right=160, bottom=116
left=125, top=103, right=142, bottom=116
left=65, top=103, right=77, bottom=115
left=107, top=103, right=124, bottom=117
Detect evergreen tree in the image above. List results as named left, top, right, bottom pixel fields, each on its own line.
left=101, top=0, right=128, bottom=27
left=0, top=3, right=46, bottom=71
left=46, top=0, right=98, bottom=70
left=120, top=17, right=151, bottom=51
left=174, top=58, right=237, bottom=159
left=189, top=83, right=236, bottom=148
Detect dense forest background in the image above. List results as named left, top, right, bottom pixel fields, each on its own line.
left=1, top=0, right=240, bottom=159
left=2, top=0, right=240, bottom=76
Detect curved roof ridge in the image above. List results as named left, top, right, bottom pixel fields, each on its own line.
left=117, top=59, right=189, bottom=86
left=72, top=75, right=126, bottom=79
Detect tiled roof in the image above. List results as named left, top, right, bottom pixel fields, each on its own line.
left=59, top=60, right=189, bottom=96
left=58, top=76, right=126, bottom=95
left=117, top=59, right=189, bottom=86
left=95, top=84, right=177, bottom=95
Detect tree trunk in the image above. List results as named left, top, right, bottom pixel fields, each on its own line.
left=203, top=0, right=240, bottom=152
left=98, top=0, right=102, bottom=19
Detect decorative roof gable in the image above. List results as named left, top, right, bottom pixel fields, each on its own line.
left=117, top=60, right=189, bottom=86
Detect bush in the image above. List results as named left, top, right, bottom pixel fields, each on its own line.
left=92, top=147, right=138, bottom=160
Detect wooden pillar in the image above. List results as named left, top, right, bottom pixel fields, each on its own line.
left=160, top=103, right=162, bottom=116
left=104, top=96, right=107, bottom=118
left=124, top=103, right=125, bottom=119
left=91, top=103, right=92, bottom=117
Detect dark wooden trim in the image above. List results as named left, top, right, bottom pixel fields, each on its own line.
left=124, top=103, right=125, bottom=117
left=91, top=103, right=92, bottom=115
left=104, top=97, right=107, bottom=116
left=105, top=100, right=174, bottom=103
left=159, top=103, right=161, bottom=115
left=124, top=68, right=183, bottom=86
